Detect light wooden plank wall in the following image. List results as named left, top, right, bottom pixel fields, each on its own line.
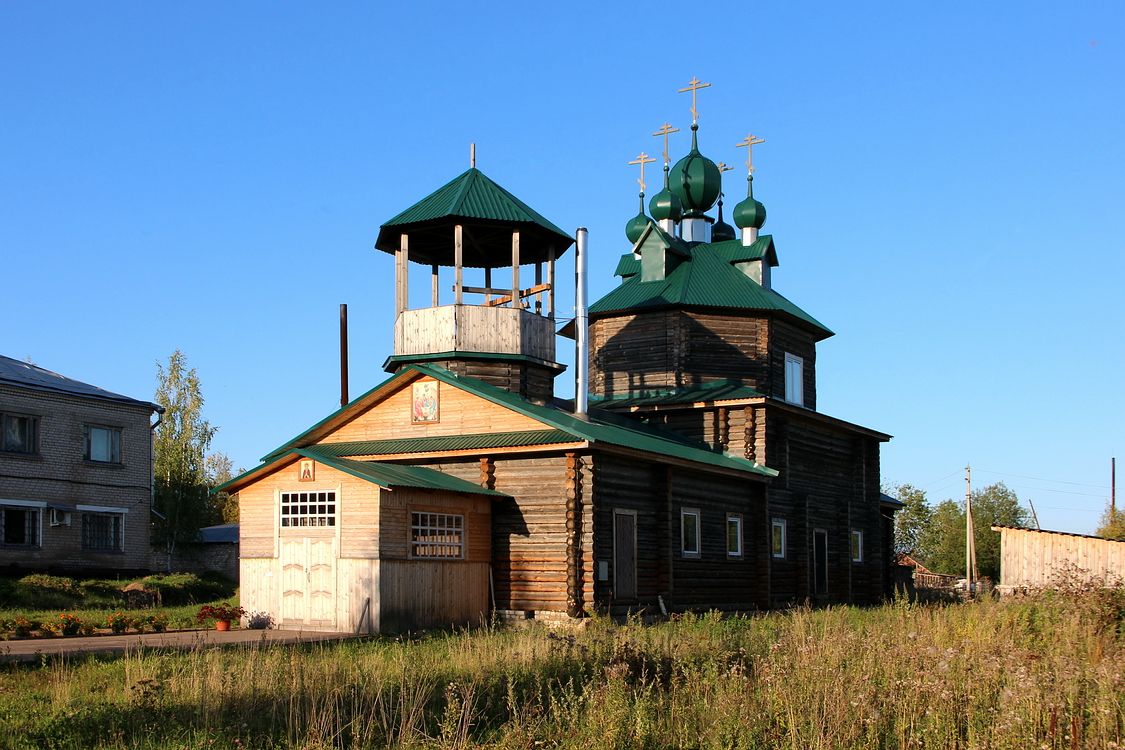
left=379, top=560, right=489, bottom=632
left=323, top=376, right=545, bottom=442
left=997, top=527, right=1125, bottom=588
left=377, top=487, right=491, bottom=562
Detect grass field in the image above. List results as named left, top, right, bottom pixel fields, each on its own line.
left=0, top=588, right=1121, bottom=749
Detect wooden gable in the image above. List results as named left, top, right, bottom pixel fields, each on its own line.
left=319, top=375, right=549, bottom=444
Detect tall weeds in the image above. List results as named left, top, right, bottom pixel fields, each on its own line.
left=1, top=589, right=1121, bottom=749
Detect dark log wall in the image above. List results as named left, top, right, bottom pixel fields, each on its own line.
left=764, top=410, right=885, bottom=605
left=680, top=312, right=768, bottom=387
left=590, top=311, right=681, bottom=397
left=768, top=320, right=817, bottom=410
left=591, top=455, right=768, bottom=612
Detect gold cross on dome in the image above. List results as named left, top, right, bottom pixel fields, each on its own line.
left=716, top=161, right=734, bottom=174
left=628, top=152, right=657, bottom=193
left=652, top=122, right=680, bottom=165
left=736, top=133, right=766, bottom=173
left=678, top=76, right=712, bottom=122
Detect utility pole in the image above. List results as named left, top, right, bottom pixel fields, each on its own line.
left=965, top=464, right=978, bottom=590
left=1113, top=457, right=1117, bottom=519
left=1027, top=497, right=1041, bottom=530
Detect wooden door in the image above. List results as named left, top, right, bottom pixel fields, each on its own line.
left=613, top=511, right=637, bottom=600
left=813, top=529, right=828, bottom=595
left=279, top=537, right=337, bottom=628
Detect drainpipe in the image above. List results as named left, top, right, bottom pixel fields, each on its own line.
left=574, top=227, right=589, bottom=416
left=149, top=407, right=166, bottom=520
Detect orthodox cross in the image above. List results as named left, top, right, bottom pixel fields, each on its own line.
left=736, top=133, right=766, bottom=173
left=678, top=76, right=712, bottom=122
left=652, top=122, right=680, bottom=165
left=628, top=152, right=657, bottom=194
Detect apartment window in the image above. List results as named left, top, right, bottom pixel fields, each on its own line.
left=681, top=508, right=701, bottom=557
left=0, top=504, right=41, bottom=547
left=726, top=513, right=743, bottom=557
left=784, top=353, right=804, bottom=406
left=82, top=512, right=124, bottom=551
left=771, top=518, right=787, bottom=558
left=84, top=425, right=122, bottom=463
left=280, top=491, right=336, bottom=527
left=851, top=529, right=864, bottom=563
left=1, top=413, right=38, bottom=454
left=410, top=512, right=463, bottom=559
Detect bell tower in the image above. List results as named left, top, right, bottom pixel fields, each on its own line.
left=374, top=156, right=573, bottom=404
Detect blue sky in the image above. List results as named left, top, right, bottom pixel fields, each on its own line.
left=2, top=2, right=1121, bottom=533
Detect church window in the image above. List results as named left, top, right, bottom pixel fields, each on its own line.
left=726, top=513, right=743, bottom=557
left=771, top=518, right=787, bottom=558
left=280, top=491, right=337, bottom=527
left=681, top=508, right=701, bottom=557
left=784, top=353, right=804, bottom=405
left=410, top=511, right=464, bottom=559
left=851, top=529, right=864, bottom=562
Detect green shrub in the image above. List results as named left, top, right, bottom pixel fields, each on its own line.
left=18, top=574, right=83, bottom=597
left=135, top=572, right=234, bottom=606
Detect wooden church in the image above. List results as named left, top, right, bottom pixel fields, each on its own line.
left=220, top=85, right=895, bottom=633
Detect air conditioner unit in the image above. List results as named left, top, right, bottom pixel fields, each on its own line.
left=49, top=509, right=71, bottom=527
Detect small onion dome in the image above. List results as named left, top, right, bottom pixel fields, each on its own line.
left=669, top=124, right=722, bottom=215
left=711, top=196, right=736, bottom=242
left=649, top=168, right=683, bottom=222
left=733, top=175, right=767, bottom=230
left=625, top=194, right=651, bottom=243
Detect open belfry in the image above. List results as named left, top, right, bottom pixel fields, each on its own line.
left=220, top=79, right=896, bottom=633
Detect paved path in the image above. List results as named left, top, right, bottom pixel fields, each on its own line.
left=0, top=628, right=359, bottom=664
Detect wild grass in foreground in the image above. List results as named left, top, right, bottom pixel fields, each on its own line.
left=0, top=588, right=1121, bottom=749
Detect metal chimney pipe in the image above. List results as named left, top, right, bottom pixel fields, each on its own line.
left=339, top=303, right=349, bottom=407
left=574, top=227, right=589, bottom=416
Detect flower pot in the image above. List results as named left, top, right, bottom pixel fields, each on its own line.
left=215, top=619, right=231, bottom=632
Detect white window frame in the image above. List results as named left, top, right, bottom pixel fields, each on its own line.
left=771, top=518, right=787, bottom=559
left=77, top=504, right=127, bottom=552
left=851, top=529, right=864, bottom=563
left=726, top=513, right=743, bottom=558
left=784, top=352, right=804, bottom=406
left=0, top=499, right=45, bottom=548
left=680, top=508, right=701, bottom=558
left=410, top=511, right=464, bottom=559
left=279, top=490, right=337, bottom=528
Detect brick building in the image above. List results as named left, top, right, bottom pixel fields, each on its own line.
left=0, top=355, right=163, bottom=574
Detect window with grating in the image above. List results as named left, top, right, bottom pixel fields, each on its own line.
left=410, top=511, right=464, bottom=559
left=280, top=491, right=337, bottom=528
left=82, top=512, right=123, bottom=551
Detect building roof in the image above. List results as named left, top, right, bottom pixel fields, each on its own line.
left=991, top=525, right=1125, bottom=544
left=591, top=380, right=765, bottom=408
left=215, top=447, right=509, bottom=497
left=589, top=233, right=832, bottom=339
left=199, top=523, right=239, bottom=543
left=311, top=429, right=577, bottom=457
left=374, top=167, right=574, bottom=267
left=0, top=355, right=162, bottom=412
left=258, top=364, right=776, bottom=480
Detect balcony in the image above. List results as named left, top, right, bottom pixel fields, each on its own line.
left=394, top=305, right=556, bottom=363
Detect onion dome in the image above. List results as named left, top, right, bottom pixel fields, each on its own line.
left=649, top=166, right=683, bottom=222
left=625, top=193, right=652, bottom=243
left=668, top=124, right=722, bottom=215
left=711, top=195, right=736, bottom=242
left=733, top=174, right=767, bottom=230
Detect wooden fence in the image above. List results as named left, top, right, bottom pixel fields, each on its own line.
left=993, top=525, right=1125, bottom=590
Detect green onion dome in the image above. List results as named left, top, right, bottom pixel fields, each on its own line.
left=625, top=193, right=652, bottom=243
left=711, top=196, right=736, bottom=242
left=649, top=167, right=683, bottom=222
left=668, top=124, right=722, bottom=215
left=733, top=175, right=767, bottom=230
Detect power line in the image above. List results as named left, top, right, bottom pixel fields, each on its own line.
left=975, top=468, right=1110, bottom=490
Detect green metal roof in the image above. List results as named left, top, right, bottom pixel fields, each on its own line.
left=374, top=168, right=574, bottom=267
left=589, top=232, right=831, bottom=339
left=405, top=365, right=775, bottom=478
left=309, top=429, right=577, bottom=457
left=295, top=448, right=506, bottom=497
left=258, top=364, right=775, bottom=480
left=591, top=380, right=765, bottom=408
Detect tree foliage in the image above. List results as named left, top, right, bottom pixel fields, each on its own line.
left=205, top=451, right=241, bottom=524
left=1095, top=507, right=1125, bottom=540
left=915, top=482, right=1029, bottom=580
left=890, top=483, right=931, bottom=554
left=152, top=351, right=218, bottom=566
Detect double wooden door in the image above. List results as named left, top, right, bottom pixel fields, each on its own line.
left=280, top=537, right=337, bottom=628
